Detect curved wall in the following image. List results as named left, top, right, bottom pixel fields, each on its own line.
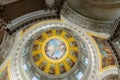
left=66, top=0, right=120, bottom=21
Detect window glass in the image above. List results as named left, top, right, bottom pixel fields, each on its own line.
left=22, top=47, right=29, bottom=56
left=75, top=71, right=83, bottom=80
left=32, top=76, right=39, bottom=80
left=115, top=40, right=120, bottom=49
left=23, top=62, right=31, bottom=72
left=23, top=64, right=29, bottom=71
left=83, top=57, right=88, bottom=66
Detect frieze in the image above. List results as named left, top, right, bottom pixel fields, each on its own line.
left=61, top=3, right=115, bottom=35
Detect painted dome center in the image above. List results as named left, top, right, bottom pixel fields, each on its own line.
left=45, top=38, right=66, bottom=60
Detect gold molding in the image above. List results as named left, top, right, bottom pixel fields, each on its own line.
left=87, top=32, right=108, bottom=39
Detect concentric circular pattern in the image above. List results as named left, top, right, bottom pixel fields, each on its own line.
left=32, top=29, right=79, bottom=75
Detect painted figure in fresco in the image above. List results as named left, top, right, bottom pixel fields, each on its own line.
left=45, top=39, right=66, bottom=60
left=71, top=51, right=78, bottom=58
left=93, top=37, right=115, bottom=68
left=39, top=61, right=47, bottom=71
left=103, top=44, right=115, bottom=65
left=49, top=65, right=55, bottom=74
left=33, top=54, right=41, bottom=61
left=69, top=60, right=74, bottom=67
left=33, top=44, right=40, bottom=50
left=60, top=64, right=66, bottom=73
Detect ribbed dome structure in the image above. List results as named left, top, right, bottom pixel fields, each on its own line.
left=17, top=20, right=95, bottom=80
left=0, top=0, right=119, bottom=80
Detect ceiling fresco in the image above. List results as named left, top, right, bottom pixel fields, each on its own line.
left=32, top=29, right=79, bottom=75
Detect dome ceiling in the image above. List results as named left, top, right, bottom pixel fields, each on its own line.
left=13, top=20, right=98, bottom=80
left=0, top=0, right=119, bottom=80
left=31, top=29, right=79, bottom=75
